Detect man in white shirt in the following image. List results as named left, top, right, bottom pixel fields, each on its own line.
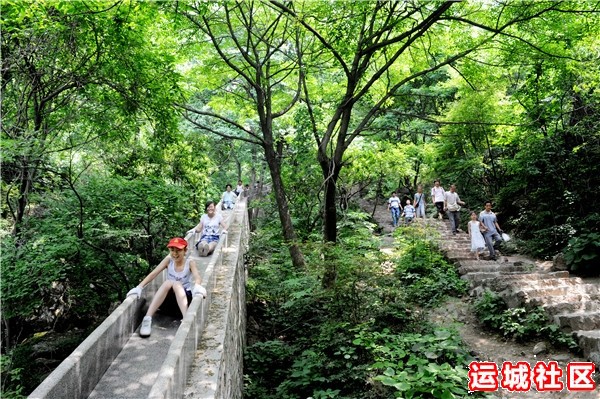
left=431, top=180, right=446, bottom=220
left=221, top=184, right=236, bottom=210
left=444, top=184, right=465, bottom=235
left=387, top=192, right=402, bottom=227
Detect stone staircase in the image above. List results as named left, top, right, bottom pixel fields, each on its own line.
left=430, top=218, right=600, bottom=367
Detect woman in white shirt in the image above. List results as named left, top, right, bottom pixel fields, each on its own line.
left=234, top=179, right=244, bottom=196
left=190, top=201, right=228, bottom=256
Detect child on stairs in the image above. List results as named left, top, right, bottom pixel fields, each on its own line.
left=468, top=212, right=486, bottom=260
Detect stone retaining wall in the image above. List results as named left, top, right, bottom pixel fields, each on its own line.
left=183, top=199, right=249, bottom=399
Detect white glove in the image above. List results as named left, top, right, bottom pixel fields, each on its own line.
left=127, top=286, right=143, bottom=299
left=221, top=230, right=228, bottom=235
left=192, top=285, right=207, bottom=298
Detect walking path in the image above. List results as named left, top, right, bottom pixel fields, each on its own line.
left=363, top=199, right=599, bottom=397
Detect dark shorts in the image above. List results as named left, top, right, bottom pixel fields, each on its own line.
left=158, top=289, right=192, bottom=318
left=435, top=201, right=445, bottom=213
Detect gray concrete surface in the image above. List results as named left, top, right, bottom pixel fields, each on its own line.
left=184, top=201, right=248, bottom=399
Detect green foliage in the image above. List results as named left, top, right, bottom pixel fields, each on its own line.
left=244, top=214, right=473, bottom=398
left=1, top=174, right=196, bottom=324
left=473, top=290, right=508, bottom=330
left=564, top=232, right=600, bottom=276
left=244, top=340, right=297, bottom=398
left=2, top=1, right=600, bottom=396
left=1, top=172, right=197, bottom=395
left=392, top=228, right=468, bottom=307
left=1, top=354, right=24, bottom=399
left=354, top=328, right=477, bottom=399
left=1, top=330, right=88, bottom=398
left=424, top=3, right=600, bottom=266
left=496, top=131, right=600, bottom=263
left=342, top=140, right=413, bottom=199
left=2, top=0, right=184, bottom=236
left=336, top=211, right=380, bottom=250
left=474, top=291, right=578, bottom=350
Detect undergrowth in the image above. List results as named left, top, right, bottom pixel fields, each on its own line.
left=244, top=211, right=478, bottom=399
left=474, top=290, right=579, bottom=351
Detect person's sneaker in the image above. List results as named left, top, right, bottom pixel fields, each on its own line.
left=140, top=316, right=152, bottom=337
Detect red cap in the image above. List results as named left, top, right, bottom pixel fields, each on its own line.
left=167, top=237, right=188, bottom=249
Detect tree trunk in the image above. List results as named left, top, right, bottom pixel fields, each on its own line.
left=13, top=158, right=36, bottom=239
left=264, top=145, right=305, bottom=269
left=320, top=159, right=341, bottom=289
left=320, top=158, right=341, bottom=244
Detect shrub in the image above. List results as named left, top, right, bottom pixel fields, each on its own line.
left=244, top=215, right=474, bottom=398
left=564, top=231, right=600, bottom=276
left=474, top=291, right=578, bottom=350
left=354, top=328, right=481, bottom=399
left=393, top=230, right=468, bottom=307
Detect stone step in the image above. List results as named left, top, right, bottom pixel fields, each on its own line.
left=461, top=271, right=536, bottom=286
left=447, top=254, right=480, bottom=262
left=573, top=329, right=600, bottom=365
left=519, top=283, right=600, bottom=299
left=458, top=263, right=534, bottom=274
left=440, top=240, right=471, bottom=245
left=502, top=291, right=574, bottom=309
left=441, top=244, right=475, bottom=250
left=461, top=271, right=501, bottom=282
left=440, top=246, right=472, bottom=254
left=544, top=300, right=600, bottom=316
left=504, top=288, right=600, bottom=309
left=492, top=271, right=570, bottom=282
left=554, top=312, right=600, bottom=332
left=493, top=276, right=585, bottom=292
left=441, top=244, right=473, bottom=251
left=439, top=235, right=470, bottom=240
left=429, top=217, right=600, bottom=366
left=458, top=259, right=531, bottom=268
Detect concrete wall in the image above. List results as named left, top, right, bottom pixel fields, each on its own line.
left=183, top=198, right=249, bottom=399
left=28, top=274, right=164, bottom=399
left=29, top=198, right=249, bottom=399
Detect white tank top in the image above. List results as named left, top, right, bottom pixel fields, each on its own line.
left=167, top=258, right=192, bottom=290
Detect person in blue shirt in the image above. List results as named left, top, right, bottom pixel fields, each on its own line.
left=402, top=199, right=416, bottom=225
left=479, top=201, right=504, bottom=261
left=413, top=185, right=426, bottom=218
left=388, top=192, right=402, bottom=227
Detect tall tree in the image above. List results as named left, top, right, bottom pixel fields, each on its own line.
left=272, top=0, right=590, bottom=246
left=174, top=1, right=306, bottom=268
left=1, top=0, right=182, bottom=238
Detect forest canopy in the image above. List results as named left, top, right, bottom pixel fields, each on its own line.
left=1, top=0, right=599, bottom=396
